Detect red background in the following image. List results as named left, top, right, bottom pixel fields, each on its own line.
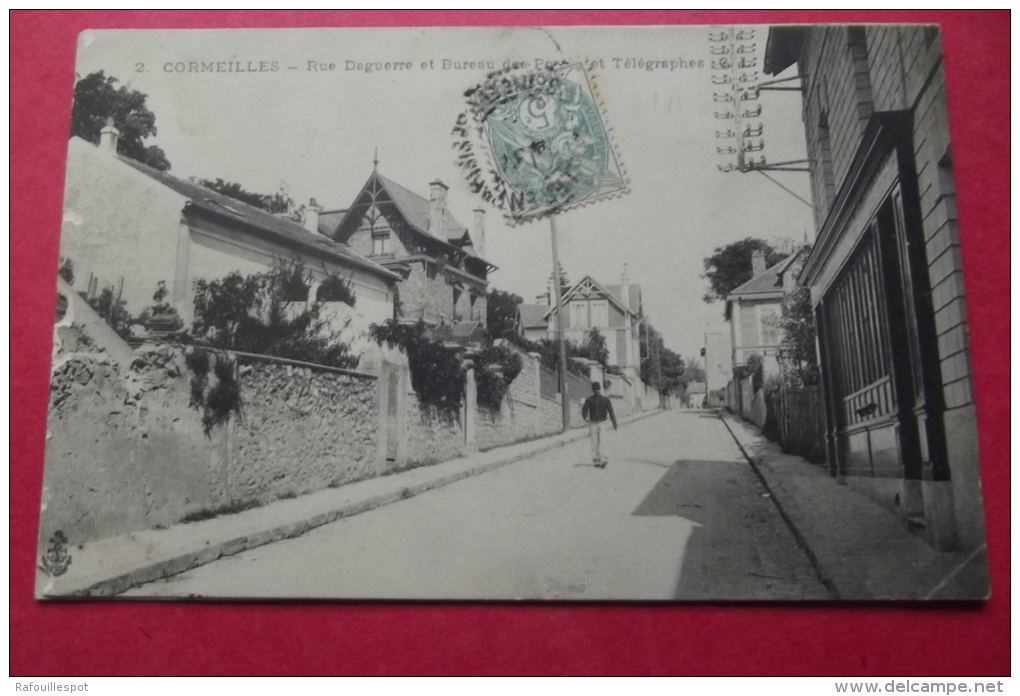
left=10, top=11, right=1009, bottom=676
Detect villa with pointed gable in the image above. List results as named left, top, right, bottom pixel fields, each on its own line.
left=324, top=167, right=496, bottom=334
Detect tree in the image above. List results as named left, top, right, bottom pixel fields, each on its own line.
left=778, top=285, right=820, bottom=386
left=583, top=327, right=610, bottom=368
left=535, top=263, right=572, bottom=303
left=701, top=237, right=787, bottom=302
left=485, top=287, right=524, bottom=342
left=683, top=356, right=707, bottom=384
left=638, top=321, right=685, bottom=396
left=197, top=178, right=296, bottom=215
left=191, top=260, right=356, bottom=369
left=70, top=71, right=171, bottom=171
left=658, top=348, right=685, bottom=395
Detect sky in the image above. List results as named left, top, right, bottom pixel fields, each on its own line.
left=71, top=25, right=815, bottom=360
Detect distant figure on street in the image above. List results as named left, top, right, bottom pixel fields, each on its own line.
left=582, top=381, right=617, bottom=468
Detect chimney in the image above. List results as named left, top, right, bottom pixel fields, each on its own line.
left=303, top=197, right=323, bottom=235
left=99, top=117, right=120, bottom=155
left=428, top=179, right=448, bottom=239
left=472, top=208, right=486, bottom=257
left=751, top=250, right=766, bottom=276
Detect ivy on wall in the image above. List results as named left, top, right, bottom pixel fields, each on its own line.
left=184, top=348, right=242, bottom=436
left=370, top=320, right=465, bottom=420
left=475, top=344, right=523, bottom=413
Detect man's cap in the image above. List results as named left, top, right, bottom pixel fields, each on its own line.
left=591, top=381, right=601, bottom=389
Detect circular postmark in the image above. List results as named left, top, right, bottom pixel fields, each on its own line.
left=455, top=61, right=628, bottom=224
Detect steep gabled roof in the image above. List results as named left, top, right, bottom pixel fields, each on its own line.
left=334, top=171, right=495, bottom=269
left=546, top=275, right=641, bottom=318
left=727, top=254, right=797, bottom=298
left=115, top=154, right=398, bottom=282
left=376, top=175, right=469, bottom=244
left=519, top=304, right=550, bottom=329
left=603, top=283, right=642, bottom=315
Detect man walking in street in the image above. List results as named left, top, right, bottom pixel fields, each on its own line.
left=582, top=381, right=617, bottom=468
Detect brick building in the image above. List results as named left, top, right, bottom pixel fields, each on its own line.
left=327, top=167, right=495, bottom=330
left=765, top=25, right=983, bottom=550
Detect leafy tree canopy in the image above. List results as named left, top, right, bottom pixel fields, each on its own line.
left=197, top=178, right=296, bottom=215
left=683, top=356, right=707, bottom=384
left=701, top=237, right=787, bottom=302
left=485, top=287, right=524, bottom=342
left=535, top=263, right=572, bottom=303
left=70, top=71, right=171, bottom=171
left=638, top=322, right=685, bottom=395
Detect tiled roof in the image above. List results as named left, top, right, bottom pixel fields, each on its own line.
left=318, top=208, right=347, bottom=237
left=727, top=254, right=796, bottom=297
left=116, top=156, right=398, bottom=282
left=603, top=283, right=642, bottom=314
left=376, top=175, right=469, bottom=244
left=555, top=277, right=642, bottom=316
left=519, top=304, right=550, bottom=329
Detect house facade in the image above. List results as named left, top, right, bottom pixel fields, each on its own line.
left=59, top=131, right=399, bottom=332
left=765, top=25, right=983, bottom=550
left=541, top=272, right=644, bottom=412
left=544, top=274, right=643, bottom=372
left=725, top=251, right=799, bottom=376
left=327, top=170, right=495, bottom=330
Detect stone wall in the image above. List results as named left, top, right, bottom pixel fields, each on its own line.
left=405, top=348, right=590, bottom=459
left=43, top=343, right=380, bottom=546
left=43, top=347, right=221, bottom=546
left=404, top=399, right=465, bottom=466
left=44, top=324, right=627, bottom=548
left=230, top=356, right=379, bottom=501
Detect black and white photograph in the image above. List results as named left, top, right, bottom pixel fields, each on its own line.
left=38, top=24, right=989, bottom=601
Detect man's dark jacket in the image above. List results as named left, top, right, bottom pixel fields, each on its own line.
left=582, top=393, right=618, bottom=428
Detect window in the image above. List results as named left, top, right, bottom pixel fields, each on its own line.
left=469, top=294, right=479, bottom=321
left=452, top=287, right=462, bottom=318
left=569, top=301, right=588, bottom=328
left=372, top=232, right=391, bottom=256
left=590, top=300, right=609, bottom=328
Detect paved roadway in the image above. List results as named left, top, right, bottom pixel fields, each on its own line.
left=127, top=411, right=830, bottom=600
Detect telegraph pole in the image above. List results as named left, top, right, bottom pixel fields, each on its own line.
left=550, top=216, right=570, bottom=432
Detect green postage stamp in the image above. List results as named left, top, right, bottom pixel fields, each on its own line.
left=458, top=61, right=628, bottom=225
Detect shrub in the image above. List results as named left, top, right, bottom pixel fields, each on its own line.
left=192, top=261, right=357, bottom=369
left=475, top=344, right=523, bottom=413
left=370, top=320, right=465, bottom=420
left=734, top=353, right=765, bottom=392
left=81, top=285, right=135, bottom=340
left=315, top=273, right=356, bottom=305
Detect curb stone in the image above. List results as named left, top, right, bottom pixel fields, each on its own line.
left=715, top=410, right=844, bottom=600
left=45, top=408, right=664, bottom=598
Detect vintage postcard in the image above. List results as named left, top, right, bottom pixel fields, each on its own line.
left=38, top=25, right=989, bottom=601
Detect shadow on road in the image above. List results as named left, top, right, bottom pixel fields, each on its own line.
left=631, top=460, right=738, bottom=526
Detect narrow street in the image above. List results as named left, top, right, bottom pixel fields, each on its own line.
left=128, top=411, right=830, bottom=601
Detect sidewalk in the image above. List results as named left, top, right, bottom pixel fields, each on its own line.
left=37, top=408, right=664, bottom=598
left=718, top=410, right=989, bottom=600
